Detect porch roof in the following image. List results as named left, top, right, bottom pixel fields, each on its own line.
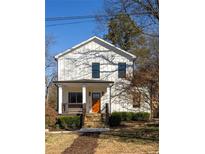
left=53, top=79, right=114, bottom=84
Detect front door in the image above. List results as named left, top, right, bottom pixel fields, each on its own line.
left=92, top=92, right=101, bottom=113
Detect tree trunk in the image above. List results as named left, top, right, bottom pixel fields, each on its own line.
left=45, top=86, right=49, bottom=103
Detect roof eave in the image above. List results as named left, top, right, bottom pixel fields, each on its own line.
left=54, top=36, right=97, bottom=59
left=54, top=36, right=137, bottom=59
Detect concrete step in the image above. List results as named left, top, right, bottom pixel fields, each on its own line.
left=79, top=128, right=110, bottom=133
left=83, top=121, right=106, bottom=128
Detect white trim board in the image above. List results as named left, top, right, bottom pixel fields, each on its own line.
left=54, top=36, right=136, bottom=59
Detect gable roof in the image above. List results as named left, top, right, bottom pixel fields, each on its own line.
left=54, top=36, right=136, bottom=59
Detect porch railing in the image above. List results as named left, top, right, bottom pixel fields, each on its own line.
left=62, top=103, right=83, bottom=114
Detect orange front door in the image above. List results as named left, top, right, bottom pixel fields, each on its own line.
left=92, top=92, right=101, bottom=113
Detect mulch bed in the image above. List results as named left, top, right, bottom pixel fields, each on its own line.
left=62, top=132, right=100, bottom=154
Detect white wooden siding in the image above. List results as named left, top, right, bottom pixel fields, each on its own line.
left=57, top=39, right=150, bottom=113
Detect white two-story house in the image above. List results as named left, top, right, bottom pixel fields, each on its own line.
left=54, top=36, right=150, bottom=127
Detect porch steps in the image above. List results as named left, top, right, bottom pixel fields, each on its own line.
left=83, top=113, right=107, bottom=128
left=79, top=128, right=110, bottom=133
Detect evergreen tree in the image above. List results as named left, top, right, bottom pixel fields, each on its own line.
left=105, top=13, right=143, bottom=51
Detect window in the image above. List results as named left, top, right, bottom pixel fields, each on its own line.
left=118, top=63, right=126, bottom=78
left=68, top=92, right=82, bottom=103
left=92, top=63, right=100, bottom=78
left=92, top=92, right=100, bottom=99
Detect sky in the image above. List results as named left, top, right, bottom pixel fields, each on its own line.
left=46, top=0, right=105, bottom=56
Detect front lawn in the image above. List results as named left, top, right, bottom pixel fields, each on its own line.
left=46, top=133, right=78, bottom=154
left=45, top=121, right=159, bottom=154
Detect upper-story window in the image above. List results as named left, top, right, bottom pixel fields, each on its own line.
left=118, top=63, right=126, bottom=78
left=92, top=63, right=100, bottom=78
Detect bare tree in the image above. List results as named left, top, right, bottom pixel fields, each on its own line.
left=95, top=0, right=159, bottom=37
left=46, top=35, right=55, bottom=70
left=95, top=1, right=159, bottom=119
left=45, top=35, right=57, bottom=103
left=126, top=38, right=159, bottom=119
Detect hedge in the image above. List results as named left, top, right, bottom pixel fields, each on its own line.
left=110, top=111, right=150, bottom=123
left=57, top=116, right=81, bottom=130
left=109, top=112, right=121, bottom=127
left=121, top=112, right=133, bottom=121
left=132, top=112, right=150, bottom=121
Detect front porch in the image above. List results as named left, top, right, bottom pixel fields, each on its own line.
left=54, top=79, right=114, bottom=128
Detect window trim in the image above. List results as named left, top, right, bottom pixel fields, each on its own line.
left=92, top=63, right=100, bottom=78
left=118, top=62, right=126, bottom=78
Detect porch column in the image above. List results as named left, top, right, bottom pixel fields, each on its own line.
left=58, top=85, right=63, bottom=114
left=82, top=84, right=86, bottom=113
left=107, top=86, right=111, bottom=114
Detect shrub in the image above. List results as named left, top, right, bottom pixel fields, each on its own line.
left=111, top=112, right=134, bottom=121
left=57, top=116, right=81, bottom=130
left=126, top=112, right=134, bottom=121
left=109, top=112, right=150, bottom=126
left=45, top=103, right=58, bottom=128
left=132, top=112, right=150, bottom=121
left=121, top=112, right=134, bottom=121
left=109, top=112, right=121, bottom=126
left=121, top=112, right=127, bottom=121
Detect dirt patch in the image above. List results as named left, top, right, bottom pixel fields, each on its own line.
left=62, top=132, right=100, bottom=154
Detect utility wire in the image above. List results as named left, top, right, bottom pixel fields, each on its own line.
left=46, top=15, right=106, bottom=21
left=46, top=12, right=151, bottom=21
left=46, top=19, right=96, bottom=27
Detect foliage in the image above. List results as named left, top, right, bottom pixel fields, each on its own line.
left=121, top=112, right=128, bottom=121
left=126, top=112, right=134, bottom=121
left=130, top=56, right=158, bottom=119
left=104, top=13, right=143, bottom=51
left=96, top=0, right=159, bottom=38
left=109, top=112, right=122, bottom=126
left=46, top=121, right=159, bottom=153
left=45, top=103, right=58, bottom=128
left=132, top=112, right=150, bottom=121
left=57, top=116, right=81, bottom=130
left=111, top=112, right=149, bottom=122
left=47, top=84, right=57, bottom=110
left=119, top=112, right=133, bottom=121
left=97, top=1, right=159, bottom=120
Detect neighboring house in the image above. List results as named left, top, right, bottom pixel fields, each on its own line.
left=54, top=36, right=150, bottom=128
